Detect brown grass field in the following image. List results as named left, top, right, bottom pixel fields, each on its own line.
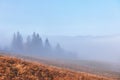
left=0, top=55, right=117, bottom=80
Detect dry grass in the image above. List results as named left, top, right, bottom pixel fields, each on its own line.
left=0, top=55, right=115, bottom=80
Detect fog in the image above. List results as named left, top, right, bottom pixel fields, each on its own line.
left=47, top=35, right=120, bottom=64
left=0, top=0, right=120, bottom=66
left=0, top=33, right=120, bottom=65
left=0, top=32, right=120, bottom=75
left=0, top=32, right=77, bottom=60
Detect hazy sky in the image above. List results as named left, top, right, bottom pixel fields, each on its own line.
left=0, top=0, right=120, bottom=36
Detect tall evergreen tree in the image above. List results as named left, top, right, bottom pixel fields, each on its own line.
left=36, top=33, right=43, bottom=50
left=30, top=32, right=43, bottom=53
left=44, top=38, right=51, bottom=51
left=55, top=43, right=62, bottom=52
left=11, top=33, right=17, bottom=50
left=11, top=32, right=23, bottom=53
left=25, top=35, right=31, bottom=53
left=26, top=35, right=31, bottom=46
left=16, top=32, right=23, bottom=49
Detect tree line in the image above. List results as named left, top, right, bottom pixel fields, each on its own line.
left=11, top=32, right=63, bottom=56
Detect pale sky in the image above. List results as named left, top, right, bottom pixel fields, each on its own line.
left=0, top=0, right=120, bottom=36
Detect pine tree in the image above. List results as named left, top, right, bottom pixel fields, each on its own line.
left=11, top=32, right=23, bottom=53
left=44, top=38, right=51, bottom=51
left=36, top=33, right=43, bottom=50
left=55, top=43, right=62, bottom=52
left=26, top=35, right=31, bottom=46
left=16, top=32, right=23, bottom=50
left=30, top=32, right=43, bottom=53
left=11, top=33, right=17, bottom=50
left=25, top=35, right=31, bottom=53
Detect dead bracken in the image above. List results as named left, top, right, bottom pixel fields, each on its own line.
left=0, top=55, right=115, bottom=80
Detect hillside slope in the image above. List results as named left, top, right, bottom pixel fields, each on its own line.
left=0, top=55, right=115, bottom=80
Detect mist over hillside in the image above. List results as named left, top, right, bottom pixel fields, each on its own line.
left=47, top=35, right=120, bottom=64
left=0, top=34, right=120, bottom=64
left=0, top=32, right=77, bottom=60
left=0, top=33, right=120, bottom=76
